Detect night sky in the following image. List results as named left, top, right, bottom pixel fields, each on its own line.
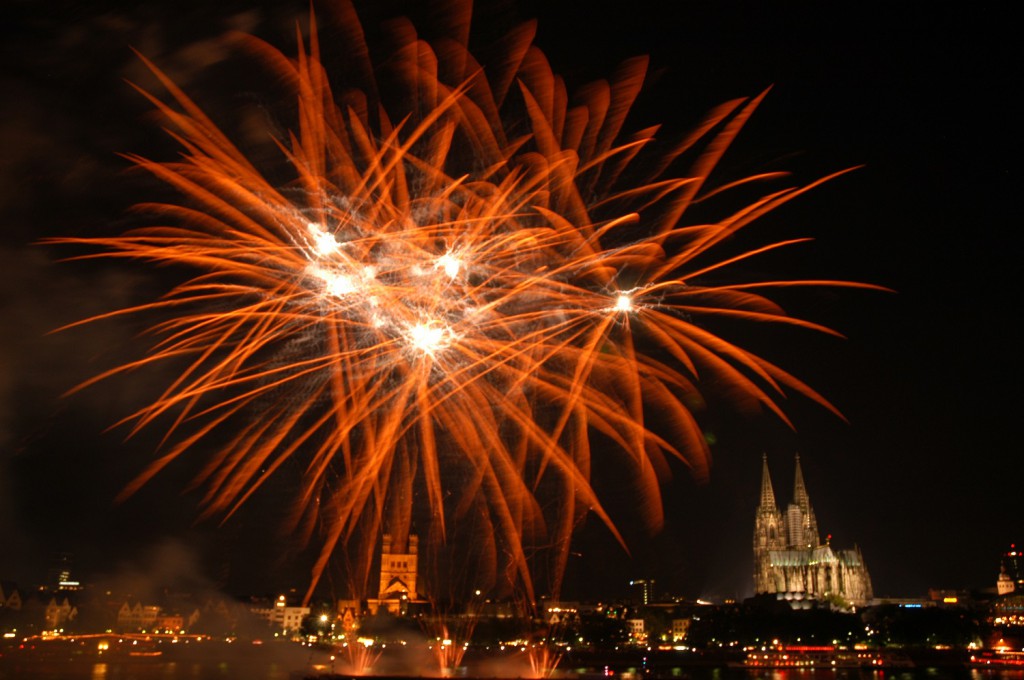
left=1, top=1, right=1019, bottom=602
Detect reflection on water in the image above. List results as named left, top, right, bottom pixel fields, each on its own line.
left=2, top=659, right=309, bottom=679
left=6, top=653, right=1024, bottom=680
left=727, top=670, right=1024, bottom=680
left=0, top=640, right=330, bottom=680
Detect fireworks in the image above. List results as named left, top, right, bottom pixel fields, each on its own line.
left=339, top=637, right=381, bottom=675
left=525, top=643, right=562, bottom=680
left=53, top=1, right=877, bottom=603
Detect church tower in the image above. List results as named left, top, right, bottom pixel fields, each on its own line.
left=368, top=533, right=428, bottom=615
left=753, top=454, right=785, bottom=593
left=786, top=454, right=819, bottom=549
left=377, top=534, right=419, bottom=607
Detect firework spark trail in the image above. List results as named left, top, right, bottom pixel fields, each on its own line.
left=428, top=622, right=473, bottom=677
left=525, top=643, right=562, bottom=680
left=50, top=1, right=881, bottom=603
left=338, top=636, right=381, bottom=676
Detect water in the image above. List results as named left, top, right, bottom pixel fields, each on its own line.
left=4, top=660, right=1024, bottom=680
left=4, top=641, right=1024, bottom=680
left=0, top=639, right=334, bottom=680
left=0, top=658, right=304, bottom=679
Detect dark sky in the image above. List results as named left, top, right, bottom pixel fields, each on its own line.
left=1, top=1, right=1019, bottom=602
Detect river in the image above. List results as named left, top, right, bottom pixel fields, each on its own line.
left=3, top=639, right=1024, bottom=680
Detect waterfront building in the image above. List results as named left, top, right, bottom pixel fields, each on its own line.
left=248, top=595, right=310, bottom=636
left=116, top=600, right=161, bottom=632
left=626, top=617, right=646, bottom=643
left=0, top=582, right=22, bottom=612
left=1002, top=544, right=1024, bottom=591
left=753, top=454, right=873, bottom=607
left=671, top=618, right=690, bottom=642
left=44, top=595, right=77, bottom=630
left=998, top=563, right=1016, bottom=596
left=367, top=533, right=426, bottom=615
left=992, top=593, right=1024, bottom=627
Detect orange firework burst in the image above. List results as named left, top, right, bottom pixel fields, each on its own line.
left=52, top=2, right=878, bottom=602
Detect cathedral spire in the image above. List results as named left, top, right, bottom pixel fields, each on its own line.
left=759, top=453, right=777, bottom=510
left=793, top=453, right=810, bottom=510
left=754, top=453, right=784, bottom=557
left=792, top=453, right=819, bottom=547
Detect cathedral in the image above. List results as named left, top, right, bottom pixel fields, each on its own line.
left=753, top=454, right=873, bottom=608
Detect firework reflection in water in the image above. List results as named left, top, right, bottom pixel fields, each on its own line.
left=428, top=625, right=472, bottom=677
left=338, top=636, right=382, bottom=676
left=524, top=643, right=563, bottom=679
left=53, top=0, right=879, bottom=602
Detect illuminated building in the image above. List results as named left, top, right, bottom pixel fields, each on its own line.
left=249, top=595, right=309, bottom=636
left=998, top=564, right=1015, bottom=596
left=992, top=594, right=1024, bottom=627
left=116, top=601, right=158, bottom=631
left=671, top=618, right=691, bottom=642
left=368, top=533, right=425, bottom=615
left=49, top=553, right=82, bottom=592
left=630, top=578, right=655, bottom=605
left=753, top=454, right=873, bottom=607
left=626, top=617, right=646, bottom=643
left=1002, top=545, right=1024, bottom=590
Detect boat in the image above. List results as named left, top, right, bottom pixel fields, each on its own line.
left=740, top=645, right=912, bottom=669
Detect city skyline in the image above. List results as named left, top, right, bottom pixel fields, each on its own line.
left=1, top=1, right=1019, bottom=602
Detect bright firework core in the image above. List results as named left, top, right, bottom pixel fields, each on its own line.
left=303, top=215, right=470, bottom=357
left=53, top=1, right=879, bottom=603
left=436, top=253, right=462, bottom=279
left=408, top=321, right=452, bottom=356
left=308, top=221, right=341, bottom=256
